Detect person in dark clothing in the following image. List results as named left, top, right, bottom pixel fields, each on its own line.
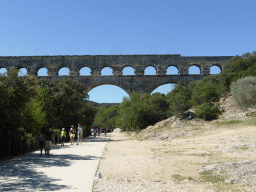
left=39, top=127, right=45, bottom=156
left=44, top=124, right=54, bottom=156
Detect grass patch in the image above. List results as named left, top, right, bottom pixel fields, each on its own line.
left=244, top=114, right=256, bottom=126
left=214, top=120, right=242, bottom=126
left=231, top=146, right=250, bottom=152
left=188, top=176, right=193, bottom=180
left=240, top=146, right=249, bottom=150
left=199, top=153, right=211, bottom=157
left=172, top=174, right=186, bottom=181
left=199, top=170, right=226, bottom=183
left=151, top=148, right=168, bottom=152
left=136, top=136, right=145, bottom=141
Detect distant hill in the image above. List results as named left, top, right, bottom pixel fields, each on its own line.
left=87, top=100, right=120, bottom=109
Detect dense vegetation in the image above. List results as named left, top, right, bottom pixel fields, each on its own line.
left=0, top=68, right=96, bottom=158
left=1, top=51, right=256, bottom=158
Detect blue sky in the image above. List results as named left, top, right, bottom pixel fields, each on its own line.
left=0, top=0, right=255, bottom=103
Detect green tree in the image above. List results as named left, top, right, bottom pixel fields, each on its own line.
left=116, top=97, right=131, bottom=129
left=115, top=92, right=169, bottom=131
left=37, top=78, right=89, bottom=129
left=166, top=82, right=191, bottom=116
left=195, top=102, right=220, bottom=120
left=251, top=51, right=256, bottom=56
left=92, top=106, right=108, bottom=127
left=92, top=105, right=119, bottom=129
left=0, top=67, right=38, bottom=157
left=77, top=102, right=97, bottom=134
left=20, top=99, right=46, bottom=137
left=241, top=52, right=252, bottom=58
left=191, top=79, right=219, bottom=106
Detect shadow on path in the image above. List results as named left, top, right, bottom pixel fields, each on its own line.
left=85, top=134, right=124, bottom=143
left=0, top=141, right=104, bottom=191
left=0, top=133, right=120, bottom=191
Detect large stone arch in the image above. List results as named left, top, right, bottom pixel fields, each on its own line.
left=151, top=83, right=176, bottom=95
left=85, top=82, right=130, bottom=96
left=145, top=74, right=205, bottom=94
left=148, top=80, right=179, bottom=94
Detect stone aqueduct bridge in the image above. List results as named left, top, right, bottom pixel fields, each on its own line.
left=0, top=54, right=233, bottom=94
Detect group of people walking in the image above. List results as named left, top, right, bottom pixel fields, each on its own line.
left=39, top=123, right=84, bottom=156
left=68, top=123, right=84, bottom=145
left=38, top=124, right=113, bottom=156
left=91, top=127, right=111, bottom=137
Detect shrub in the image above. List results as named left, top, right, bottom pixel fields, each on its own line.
left=231, top=76, right=256, bottom=110
left=191, top=80, right=219, bottom=106
left=195, top=102, right=220, bottom=120
left=166, top=82, right=191, bottom=116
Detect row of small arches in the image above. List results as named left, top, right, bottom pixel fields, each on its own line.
left=0, top=65, right=221, bottom=76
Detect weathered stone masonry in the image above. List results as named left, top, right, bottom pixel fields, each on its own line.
left=0, top=54, right=233, bottom=94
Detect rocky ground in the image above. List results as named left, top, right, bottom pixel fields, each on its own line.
left=93, top=96, right=256, bottom=192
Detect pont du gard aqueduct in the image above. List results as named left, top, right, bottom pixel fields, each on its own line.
left=0, top=54, right=234, bottom=94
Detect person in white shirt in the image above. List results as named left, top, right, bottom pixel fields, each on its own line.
left=77, top=123, right=83, bottom=145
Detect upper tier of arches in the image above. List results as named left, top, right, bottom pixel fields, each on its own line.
left=0, top=63, right=223, bottom=77
left=0, top=55, right=232, bottom=77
